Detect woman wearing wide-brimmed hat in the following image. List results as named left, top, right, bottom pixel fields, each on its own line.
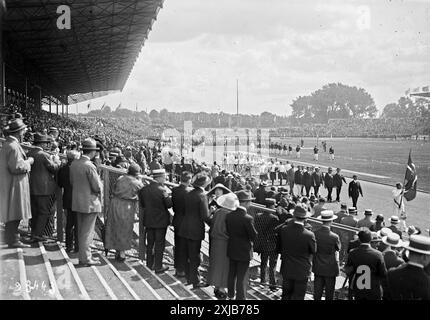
left=207, top=183, right=232, bottom=209
left=105, top=163, right=144, bottom=261
left=207, top=193, right=239, bottom=299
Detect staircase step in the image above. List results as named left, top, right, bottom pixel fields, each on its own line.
left=20, top=244, right=55, bottom=300
left=0, top=247, right=22, bottom=300
left=127, top=259, right=179, bottom=300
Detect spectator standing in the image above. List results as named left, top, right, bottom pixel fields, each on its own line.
left=0, top=117, right=33, bottom=248
left=70, top=138, right=102, bottom=266
left=27, top=133, right=61, bottom=242
left=313, top=210, right=341, bottom=300
left=139, top=166, right=173, bottom=273
left=226, top=190, right=257, bottom=300
left=357, top=209, right=376, bottom=230
left=278, top=204, right=316, bottom=300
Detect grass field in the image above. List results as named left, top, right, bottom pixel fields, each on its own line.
left=268, top=137, right=430, bottom=193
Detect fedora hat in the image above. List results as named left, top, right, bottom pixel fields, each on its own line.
left=293, top=204, right=312, bottom=219
left=317, top=210, right=338, bottom=221
left=192, top=173, right=212, bottom=188
left=33, top=132, right=50, bottom=144
left=81, top=138, right=100, bottom=151
left=265, top=198, right=277, bottom=207
left=5, top=118, right=27, bottom=133
left=377, top=227, right=392, bottom=238
left=216, top=193, right=239, bottom=211
left=376, top=214, right=384, bottom=222
left=390, top=215, right=399, bottom=224
left=207, top=183, right=232, bottom=196
left=382, top=233, right=404, bottom=248
left=235, top=190, right=255, bottom=202
left=403, top=235, right=430, bottom=255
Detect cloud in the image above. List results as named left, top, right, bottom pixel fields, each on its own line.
left=77, top=0, right=430, bottom=116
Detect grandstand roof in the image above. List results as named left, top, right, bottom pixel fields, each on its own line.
left=3, top=0, right=164, bottom=105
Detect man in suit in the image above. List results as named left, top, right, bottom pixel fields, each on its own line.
left=324, top=167, right=334, bottom=202
left=386, top=235, right=430, bottom=300
left=279, top=204, right=316, bottom=300
left=294, top=166, right=303, bottom=196
left=312, top=198, right=327, bottom=218
left=266, top=186, right=278, bottom=199
left=254, top=199, right=279, bottom=291
left=254, top=182, right=267, bottom=205
left=287, top=164, right=295, bottom=195
left=311, top=167, right=323, bottom=197
left=70, top=138, right=102, bottom=266
left=303, top=167, right=313, bottom=198
left=139, top=166, right=173, bottom=274
left=27, top=133, right=61, bottom=242
left=0, top=117, right=34, bottom=248
left=178, top=173, right=211, bottom=288
left=348, top=175, right=363, bottom=209
left=226, top=190, right=258, bottom=300
left=357, top=209, right=375, bottom=230
left=313, top=210, right=341, bottom=300
left=344, top=229, right=387, bottom=300
left=341, top=207, right=359, bottom=227
left=334, top=203, right=348, bottom=223
left=333, top=168, right=347, bottom=202
left=388, top=216, right=403, bottom=239
left=171, top=171, right=192, bottom=277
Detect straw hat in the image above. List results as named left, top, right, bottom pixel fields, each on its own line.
left=382, top=233, right=404, bottom=248
left=4, top=118, right=27, bottom=133
left=207, top=183, right=231, bottom=197
left=377, top=227, right=392, bottom=238
left=317, top=210, right=338, bottom=221
left=403, top=235, right=430, bottom=255
left=216, top=193, right=239, bottom=211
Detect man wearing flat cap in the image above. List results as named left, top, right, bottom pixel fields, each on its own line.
left=0, top=117, right=34, bottom=248
left=344, top=229, right=387, bottom=300
left=70, top=138, right=102, bottom=266
left=278, top=204, right=316, bottom=300
left=27, top=133, right=61, bottom=242
left=178, top=172, right=212, bottom=288
left=386, top=235, right=430, bottom=300
left=313, top=210, right=341, bottom=300
left=139, top=165, right=173, bottom=274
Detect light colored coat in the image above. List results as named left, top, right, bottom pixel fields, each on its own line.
left=70, top=155, right=102, bottom=213
left=0, top=136, right=32, bottom=223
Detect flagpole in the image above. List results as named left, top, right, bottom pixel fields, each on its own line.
left=399, top=149, right=411, bottom=209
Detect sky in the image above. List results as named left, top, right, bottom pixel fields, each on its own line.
left=72, top=0, right=430, bottom=116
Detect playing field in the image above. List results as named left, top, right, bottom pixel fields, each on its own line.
left=267, top=137, right=430, bottom=193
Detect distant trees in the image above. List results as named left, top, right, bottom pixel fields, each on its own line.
left=381, top=97, right=430, bottom=118
left=290, top=83, right=377, bottom=123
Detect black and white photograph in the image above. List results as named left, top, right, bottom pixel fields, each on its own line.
left=1, top=0, right=430, bottom=306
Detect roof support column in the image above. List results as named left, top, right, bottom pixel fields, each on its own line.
left=49, top=98, right=51, bottom=114
left=56, top=100, right=58, bottom=116
left=62, top=103, right=64, bottom=117
left=0, top=1, right=5, bottom=108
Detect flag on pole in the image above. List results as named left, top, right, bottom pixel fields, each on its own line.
left=404, top=150, right=417, bottom=201
left=115, top=103, right=122, bottom=111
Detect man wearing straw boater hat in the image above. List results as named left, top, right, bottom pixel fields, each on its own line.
left=357, top=209, right=375, bottom=230
left=178, top=172, right=212, bottom=288
left=27, top=133, right=61, bottom=243
left=388, top=215, right=403, bottom=239
left=70, top=138, right=102, bottom=266
left=0, top=117, right=34, bottom=248
left=386, top=235, right=430, bottom=300
left=139, top=164, right=172, bottom=274
left=313, top=210, right=341, bottom=300
left=278, top=203, right=316, bottom=300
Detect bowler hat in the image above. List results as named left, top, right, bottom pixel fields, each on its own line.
left=4, top=118, right=27, bottom=133
left=33, top=132, right=50, bottom=144
left=81, top=138, right=99, bottom=151
left=293, top=204, right=312, bottom=219
left=216, top=193, right=239, bottom=211
left=403, top=235, right=430, bottom=255
left=235, top=190, right=255, bottom=202
left=382, top=233, right=404, bottom=248
left=317, top=210, right=338, bottom=221
left=376, top=214, right=384, bottom=222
